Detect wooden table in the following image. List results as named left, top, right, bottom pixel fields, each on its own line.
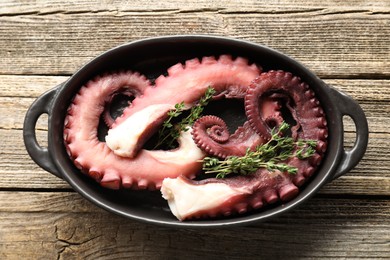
left=1, top=1, right=389, bottom=259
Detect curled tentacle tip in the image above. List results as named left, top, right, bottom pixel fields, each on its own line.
left=192, top=115, right=234, bottom=157
left=209, top=125, right=229, bottom=143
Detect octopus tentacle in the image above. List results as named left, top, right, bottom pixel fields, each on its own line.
left=161, top=169, right=298, bottom=220
left=191, top=96, right=282, bottom=159
left=245, top=71, right=290, bottom=139
left=105, top=54, right=262, bottom=158
left=102, top=88, right=141, bottom=128
left=194, top=116, right=229, bottom=143
left=192, top=116, right=260, bottom=159
left=161, top=70, right=328, bottom=221
left=64, top=71, right=206, bottom=190
left=65, top=56, right=262, bottom=190
left=64, top=57, right=328, bottom=219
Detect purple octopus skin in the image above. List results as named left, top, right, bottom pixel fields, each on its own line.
left=191, top=96, right=282, bottom=159
left=161, top=70, right=328, bottom=221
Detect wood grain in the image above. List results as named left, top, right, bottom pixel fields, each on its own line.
left=0, top=1, right=389, bottom=259
left=0, top=191, right=388, bottom=259
left=0, top=2, right=388, bottom=77
left=1, top=0, right=389, bottom=15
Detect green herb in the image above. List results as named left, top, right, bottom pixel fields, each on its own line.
left=202, top=122, right=317, bottom=178
left=154, top=102, right=185, bottom=149
left=154, top=86, right=216, bottom=149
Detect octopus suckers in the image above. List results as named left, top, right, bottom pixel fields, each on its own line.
left=63, top=56, right=327, bottom=221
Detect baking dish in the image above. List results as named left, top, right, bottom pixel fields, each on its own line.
left=23, top=35, right=368, bottom=227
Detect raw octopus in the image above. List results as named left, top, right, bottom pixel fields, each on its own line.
left=63, top=55, right=261, bottom=190
left=63, top=55, right=328, bottom=221
left=161, top=70, right=328, bottom=220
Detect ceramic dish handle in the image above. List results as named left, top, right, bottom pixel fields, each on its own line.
left=328, top=86, right=369, bottom=180
left=23, top=84, right=64, bottom=179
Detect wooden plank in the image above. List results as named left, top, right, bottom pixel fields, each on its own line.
left=329, top=79, right=390, bottom=102
left=0, top=191, right=96, bottom=213
left=0, top=75, right=68, bottom=98
left=2, top=75, right=390, bottom=101
left=0, top=128, right=70, bottom=189
left=1, top=1, right=388, bottom=259
left=0, top=191, right=388, bottom=259
left=0, top=9, right=388, bottom=77
left=1, top=0, right=389, bottom=15
left=2, top=75, right=389, bottom=100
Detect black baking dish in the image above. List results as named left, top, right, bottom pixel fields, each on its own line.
left=23, top=35, right=368, bottom=227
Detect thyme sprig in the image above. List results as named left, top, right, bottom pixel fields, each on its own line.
left=202, top=122, right=317, bottom=178
left=154, top=86, right=216, bottom=149
left=153, top=101, right=185, bottom=149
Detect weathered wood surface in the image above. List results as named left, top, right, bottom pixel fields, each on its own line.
left=0, top=191, right=389, bottom=259
left=0, top=1, right=389, bottom=259
left=0, top=1, right=389, bottom=77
